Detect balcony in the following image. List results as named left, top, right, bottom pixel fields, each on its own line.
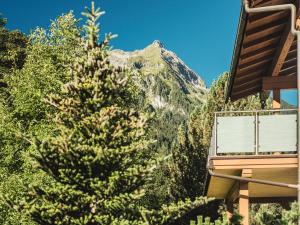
left=209, top=109, right=298, bottom=157
left=206, top=109, right=298, bottom=200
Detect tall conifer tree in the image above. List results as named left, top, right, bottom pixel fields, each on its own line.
left=170, top=123, right=206, bottom=200
left=24, top=3, right=154, bottom=224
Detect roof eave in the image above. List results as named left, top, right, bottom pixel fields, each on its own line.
left=226, top=5, right=248, bottom=102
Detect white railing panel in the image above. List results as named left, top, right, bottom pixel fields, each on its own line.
left=217, top=116, right=255, bottom=153
left=259, top=114, right=297, bottom=152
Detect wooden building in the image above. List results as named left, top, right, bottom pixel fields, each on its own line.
left=205, top=0, right=299, bottom=224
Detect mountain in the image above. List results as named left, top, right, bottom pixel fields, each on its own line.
left=110, top=40, right=207, bottom=153
left=110, top=40, right=207, bottom=114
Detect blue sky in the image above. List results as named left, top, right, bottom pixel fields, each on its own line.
left=1, top=0, right=297, bottom=105
left=2, top=0, right=241, bottom=85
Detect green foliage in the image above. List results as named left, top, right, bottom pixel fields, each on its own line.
left=143, top=197, right=214, bottom=225
left=0, top=12, right=82, bottom=224
left=189, top=212, right=242, bottom=225
left=190, top=215, right=228, bottom=225
left=251, top=204, right=282, bottom=225
left=23, top=3, right=155, bottom=224
left=169, top=123, right=206, bottom=200
left=281, top=202, right=299, bottom=225
left=0, top=13, right=27, bottom=84
left=251, top=202, right=299, bottom=225
left=8, top=12, right=81, bottom=122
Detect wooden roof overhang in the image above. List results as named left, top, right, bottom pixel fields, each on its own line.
left=227, top=0, right=299, bottom=101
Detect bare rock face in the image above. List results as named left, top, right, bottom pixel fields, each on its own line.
left=109, top=40, right=207, bottom=113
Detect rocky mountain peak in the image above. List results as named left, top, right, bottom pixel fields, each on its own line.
left=109, top=41, right=207, bottom=94
left=109, top=41, right=207, bottom=113
left=151, top=40, right=164, bottom=48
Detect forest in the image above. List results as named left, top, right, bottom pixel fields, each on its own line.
left=0, top=2, right=298, bottom=225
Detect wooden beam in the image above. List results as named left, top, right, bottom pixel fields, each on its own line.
left=239, top=183, right=249, bottom=225
left=238, top=57, right=272, bottom=73
left=247, top=11, right=288, bottom=30
left=273, top=89, right=281, bottom=109
left=236, top=69, right=265, bottom=82
left=241, top=36, right=280, bottom=55
left=240, top=47, right=275, bottom=66
left=242, top=169, right=253, bottom=178
left=211, top=156, right=298, bottom=170
left=239, top=169, right=252, bottom=225
left=245, top=23, right=286, bottom=45
left=258, top=0, right=295, bottom=7
left=231, top=86, right=261, bottom=101
left=227, top=182, right=239, bottom=203
left=262, top=75, right=297, bottom=90
left=267, top=8, right=300, bottom=77
left=233, top=78, right=261, bottom=93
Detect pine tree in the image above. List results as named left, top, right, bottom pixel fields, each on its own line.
left=170, top=123, right=206, bottom=200
left=24, top=3, right=154, bottom=224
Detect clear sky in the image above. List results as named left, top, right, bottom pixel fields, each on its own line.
left=1, top=0, right=297, bottom=105
left=2, top=0, right=241, bottom=86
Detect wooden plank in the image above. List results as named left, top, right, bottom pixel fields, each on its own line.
left=210, top=154, right=298, bottom=160
left=247, top=11, right=287, bottom=30
left=284, top=50, right=297, bottom=62
left=241, top=44, right=276, bottom=60
left=279, top=65, right=297, bottom=76
left=233, top=76, right=262, bottom=91
left=231, top=86, right=261, bottom=101
left=238, top=57, right=272, bottom=72
left=256, top=0, right=291, bottom=7
left=241, top=36, right=280, bottom=55
left=233, top=78, right=262, bottom=93
left=234, top=84, right=261, bottom=95
left=245, top=22, right=286, bottom=45
left=212, top=157, right=298, bottom=167
left=226, top=182, right=239, bottom=203
left=235, top=69, right=264, bottom=83
left=262, top=75, right=297, bottom=90
left=242, top=169, right=253, bottom=178
left=213, top=164, right=297, bottom=170
left=267, top=28, right=295, bottom=76
left=240, top=47, right=275, bottom=65
left=281, top=57, right=296, bottom=69
left=267, top=6, right=300, bottom=77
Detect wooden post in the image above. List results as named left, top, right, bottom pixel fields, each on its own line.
left=238, top=169, right=252, bottom=225
left=239, top=182, right=249, bottom=225
left=272, top=89, right=281, bottom=109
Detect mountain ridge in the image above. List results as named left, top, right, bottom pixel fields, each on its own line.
left=110, top=40, right=206, bottom=91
